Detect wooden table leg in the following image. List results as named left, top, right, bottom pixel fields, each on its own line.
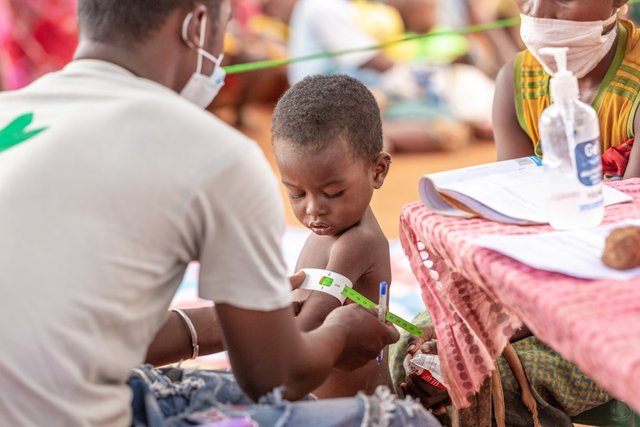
left=451, top=377, right=492, bottom=427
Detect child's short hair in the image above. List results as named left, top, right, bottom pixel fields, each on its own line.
left=78, top=0, right=220, bottom=43
left=272, top=74, right=383, bottom=162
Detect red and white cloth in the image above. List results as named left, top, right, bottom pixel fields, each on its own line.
left=400, top=178, right=640, bottom=412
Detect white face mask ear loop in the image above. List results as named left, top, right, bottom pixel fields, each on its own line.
left=181, top=12, right=206, bottom=74
left=601, top=10, right=619, bottom=37
left=195, top=15, right=208, bottom=74
left=182, top=12, right=196, bottom=49
left=199, top=50, right=222, bottom=65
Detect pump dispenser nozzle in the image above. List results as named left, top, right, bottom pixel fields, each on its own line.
left=539, top=47, right=579, bottom=102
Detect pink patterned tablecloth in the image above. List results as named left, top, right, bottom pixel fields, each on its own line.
left=399, top=178, right=640, bottom=412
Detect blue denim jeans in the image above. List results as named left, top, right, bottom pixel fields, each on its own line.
left=128, top=364, right=440, bottom=427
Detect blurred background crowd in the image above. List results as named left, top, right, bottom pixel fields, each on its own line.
left=1, top=0, right=639, bottom=153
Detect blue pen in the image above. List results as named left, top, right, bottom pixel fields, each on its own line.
left=377, top=281, right=388, bottom=364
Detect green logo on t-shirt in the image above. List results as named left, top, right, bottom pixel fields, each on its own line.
left=0, top=113, right=47, bottom=153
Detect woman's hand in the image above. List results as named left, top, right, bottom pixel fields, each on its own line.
left=407, top=325, right=436, bottom=354
left=400, top=325, right=450, bottom=414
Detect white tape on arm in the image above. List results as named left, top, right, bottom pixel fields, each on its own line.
left=299, top=268, right=353, bottom=304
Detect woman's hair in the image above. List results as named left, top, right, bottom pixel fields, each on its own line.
left=272, top=74, right=383, bottom=162
left=78, top=0, right=220, bottom=44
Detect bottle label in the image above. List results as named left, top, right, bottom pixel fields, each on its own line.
left=575, top=138, right=602, bottom=186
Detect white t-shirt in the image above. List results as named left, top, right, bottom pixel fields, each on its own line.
left=288, top=0, right=378, bottom=84
left=0, top=60, right=292, bottom=427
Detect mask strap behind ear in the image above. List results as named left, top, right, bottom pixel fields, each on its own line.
left=182, top=12, right=196, bottom=48
left=196, top=15, right=207, bottom=74
left=605, top=10, right=619, bottom=25
left=182, top=11, right=207, bottom=74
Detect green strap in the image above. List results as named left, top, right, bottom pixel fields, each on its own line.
left=341, top=286, right=424, bottom=336
left=225, top=0, right=640, bottom=75
left=224, top=18, right=520, bottom=75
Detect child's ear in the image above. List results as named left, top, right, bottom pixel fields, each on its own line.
left=372, top=152, right=392, bottom=189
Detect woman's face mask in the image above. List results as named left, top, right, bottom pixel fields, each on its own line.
left=520, top=12, right=619, bottom=78
left=179, top=12, right=226, bottom=108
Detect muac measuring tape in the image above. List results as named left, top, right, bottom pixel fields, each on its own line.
left=300, top=268, right=423, bottom=337
left=341, top=287, right=423, bottom=337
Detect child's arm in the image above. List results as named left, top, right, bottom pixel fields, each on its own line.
left=295, top=230, right=382, bottom=332
left=493, top=58, right=536, bottom=161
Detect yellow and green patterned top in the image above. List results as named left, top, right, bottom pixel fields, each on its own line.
left=514, top=19, right=640, bottom=157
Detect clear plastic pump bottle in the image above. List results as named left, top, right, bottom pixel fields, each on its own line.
left=538, top=47, right=604, bottom=230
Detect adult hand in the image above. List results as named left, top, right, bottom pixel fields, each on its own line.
left=400, top=374, right=450, bottom=414
left=289, top=270, right=306, bottom=290
left=401, top=326, right=450, bottom=414
left=323, top=304, right=399, bottom=372
left=289, top=270, right=306, bottom=316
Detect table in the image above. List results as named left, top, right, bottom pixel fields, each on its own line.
left=399, top=178, right=640, bottom=413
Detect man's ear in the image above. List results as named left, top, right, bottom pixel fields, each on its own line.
left=182, top=3, right=209, bottom=49
left=372, top=152, right=392, bottom=189
left=614, top=0, right=629, bottom=10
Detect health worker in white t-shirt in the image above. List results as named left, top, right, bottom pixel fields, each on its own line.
left=0, top=1, right=404, bottom=426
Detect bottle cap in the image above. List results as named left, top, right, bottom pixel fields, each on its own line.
left=540, top=47, right=579, bottom=102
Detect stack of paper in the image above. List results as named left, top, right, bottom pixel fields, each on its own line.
left=419, top=156, right=632, bottom=224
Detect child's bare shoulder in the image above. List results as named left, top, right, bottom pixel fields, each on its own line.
left=336, top=214, right=387, bottom=251
left=327, top=216, right=389, bottom=272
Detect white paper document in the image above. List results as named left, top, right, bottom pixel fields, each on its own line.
left=471, top=220, right=640, bottom=280
left=419, top=157, right=633, bottom=224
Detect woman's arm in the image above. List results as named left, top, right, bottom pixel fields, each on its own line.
left=623, top=104, right=640, bottom=178
left=493, top=59, right=535, bottom=161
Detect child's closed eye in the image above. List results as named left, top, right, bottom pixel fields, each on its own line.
left=288, top=192, right=305, bottom=200
left=324, top=190, right=344, bottom=199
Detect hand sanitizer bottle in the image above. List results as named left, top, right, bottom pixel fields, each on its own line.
left=538, top=47, right=604, bottom=230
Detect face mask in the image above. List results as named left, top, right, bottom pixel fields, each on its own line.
left=180, top=12, right=226, bottom=108
left=520, top=12, right=618, bottom=78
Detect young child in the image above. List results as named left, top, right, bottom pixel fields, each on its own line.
left=493, top=0, right=639, bottom=179
left=271, top=74, right=394, bottom=398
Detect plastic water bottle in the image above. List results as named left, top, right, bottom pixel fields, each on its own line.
left=538, top=47, right=604, bottom=230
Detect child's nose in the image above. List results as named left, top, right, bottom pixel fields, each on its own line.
left=305, top=197, right=326, bottom=216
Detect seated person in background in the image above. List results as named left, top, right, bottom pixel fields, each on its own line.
left=271, top=74, right=394, bottom=398
left=382, top=0, right=496, bottom=148
left=207, top=0, right=290, bottom=125
left=287, top=0, right=483, bottom=153
left=493, top=0, right=639, bottom=180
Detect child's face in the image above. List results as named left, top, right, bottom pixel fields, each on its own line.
left=516, top=0, right=627, bottom=21
left=274, top=137, right=388, bottom=236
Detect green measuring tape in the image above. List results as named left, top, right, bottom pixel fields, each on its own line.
left=341, top=287, right=423, bottom=337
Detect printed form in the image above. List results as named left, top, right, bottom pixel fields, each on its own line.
left=471, top=220, right=640, bottom=280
